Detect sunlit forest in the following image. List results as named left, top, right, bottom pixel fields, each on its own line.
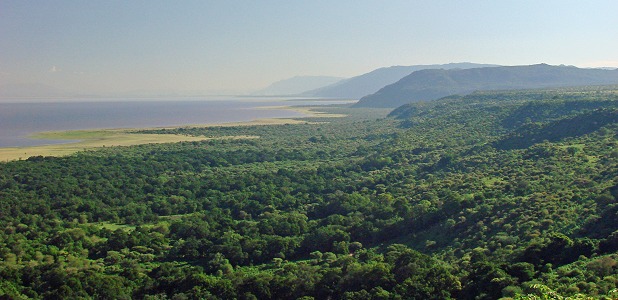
left=1, top=86, right=618, bottom=299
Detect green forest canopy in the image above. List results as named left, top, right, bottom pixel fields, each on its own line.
left=1, top=86, right=618, bottom=299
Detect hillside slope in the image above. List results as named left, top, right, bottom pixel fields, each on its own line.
left=355, top=64, right=618, bottom=107
left=252, top=76, right=344, bottom=96
left=303, top=63, right=498, bottom=99
left=0, top=86, right=617, bottom=299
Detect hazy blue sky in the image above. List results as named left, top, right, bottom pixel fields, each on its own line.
left=1, top=1, right=617, bottom=95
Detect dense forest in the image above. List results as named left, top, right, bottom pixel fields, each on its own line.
left=1, top=86, right=618, bottom=299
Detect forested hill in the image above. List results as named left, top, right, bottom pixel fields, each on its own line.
left=1, top=86, right=618, bottom=299
left=355, top=64, right=618, bottom=107
left=303, top=63, right=498, bottom=99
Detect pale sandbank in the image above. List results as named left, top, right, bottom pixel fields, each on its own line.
left=0, top=106, right=344, bottom=162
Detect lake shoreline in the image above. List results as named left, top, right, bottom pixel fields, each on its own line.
left=0, top=106, right=345, bottom=162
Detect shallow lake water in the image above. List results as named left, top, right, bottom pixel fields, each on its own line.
left=0, top=97, right=354, bottom=147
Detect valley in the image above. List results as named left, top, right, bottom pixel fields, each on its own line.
left=1, top=86, right=617, bottom=299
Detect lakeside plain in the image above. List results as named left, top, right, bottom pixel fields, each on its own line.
left=0, top=106, right=344, bottom=162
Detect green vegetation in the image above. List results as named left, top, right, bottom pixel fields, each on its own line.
left=356, top=64, right=618, bottom=107
left=1, top=86, right=618, bottom=299
left=0, top=129, right=211, bottom=162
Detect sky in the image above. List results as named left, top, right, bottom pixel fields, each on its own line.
left=1, top=1, right=617, bottom=96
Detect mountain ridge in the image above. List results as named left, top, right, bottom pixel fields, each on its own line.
left=354, top=64, right=618, bottom=107
left=252, top=76, right=344, bottom=96
left=302, top=62, right=499, bottom=99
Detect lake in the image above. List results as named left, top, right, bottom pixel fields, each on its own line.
left=0, top=97, right=355, bottom=147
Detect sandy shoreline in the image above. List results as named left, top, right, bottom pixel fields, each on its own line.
left=0, top=106, right=344, bottom=162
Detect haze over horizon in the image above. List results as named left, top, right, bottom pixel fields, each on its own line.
left=1, top=1, right=617, bottom=97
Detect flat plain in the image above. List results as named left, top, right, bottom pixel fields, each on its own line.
left=0, top=107, right=344, bottom=161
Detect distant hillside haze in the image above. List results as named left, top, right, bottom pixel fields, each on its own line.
left=252, top=76, right=344, bottom=96
left=0, top=83, right=75, bottom=99
left=303, top=62, right=499, bottom=99
left=354, top=64, right=618, bottom=108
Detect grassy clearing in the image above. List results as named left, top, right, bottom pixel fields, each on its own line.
left=257, top=106, right=348, bottom=119
left=94, top=222, right=138, bottom=232
left=0, top=106, right=343, bottom=162
left=0, top=129, right=211, bottom=162
left=482, top=176, right=505, bottom=187
left=181, top=117, right=310, bottom=128
left=159, top=213, right=199, bottom=221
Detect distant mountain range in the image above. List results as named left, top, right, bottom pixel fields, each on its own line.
left=354, top=64, right=618, bottom=108
left=5, top=64, right=617, bottom=101
left=302, top=63, right=499, bottom=99
left=252, top=76, right=344, bottom=96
